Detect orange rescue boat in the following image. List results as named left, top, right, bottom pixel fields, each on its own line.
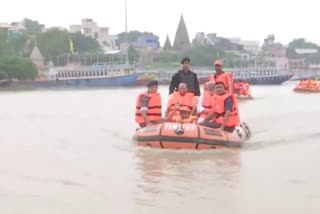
left=233, top=80, right=253, bottom=100
left=134, top=122, right=251, bottom=150
left=293, top=79, right=320, bottom=93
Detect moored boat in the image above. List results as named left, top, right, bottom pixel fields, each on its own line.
left=8, top=62, right=143, bottom=88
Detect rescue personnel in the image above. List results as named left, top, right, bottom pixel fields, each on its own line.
left=167, top=104, right=197, bottom=123
left=135, top=80, right=162, bottom=128
left=197, top=81, right=216, bottom=123
left=200, top=81, right=240, bottom=132
left=209, top=60, right=233, bottom=93
left=166, top=83, right=196, bottom=118
left=169, top=57, right=201, bottom=96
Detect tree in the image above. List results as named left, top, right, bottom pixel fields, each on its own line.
left=0, top=56, right=37, bottom=80
left=8, top=31, right=28, bottom=56
left=23, top=18, right=45, bottom=36
left=0, top=70, right=8, bottom=80
left=36, top=28, right=70, bottom=60
left=157, top=45, right=238, bottom=67
left=0, top=29, right=29, bottom=56
left=116, top=31, right=157, bottom=48
left=70, top=32, right=102, bottom=55
left=36, top=28, right=103, bottom=65
left=128, top=45, right=139, bottom=63
left=159, top=50, right=183, bottom=63
left=288, top=38, right=320, bottom=50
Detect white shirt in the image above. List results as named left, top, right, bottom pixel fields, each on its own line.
left=196, top=94, right=205, bottom=113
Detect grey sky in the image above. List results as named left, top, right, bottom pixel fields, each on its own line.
left=1, top=0, right=319, bottom=46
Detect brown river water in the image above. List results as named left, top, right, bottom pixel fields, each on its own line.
left=0, top=82, right=319, bottom=214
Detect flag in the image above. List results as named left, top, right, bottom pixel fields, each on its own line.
left=69, top=37, right=74, bottom=55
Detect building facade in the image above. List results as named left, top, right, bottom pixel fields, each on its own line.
left=69, top=18, right=118, bottom=53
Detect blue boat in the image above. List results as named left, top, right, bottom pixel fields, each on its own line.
left=232, top=68, right=294, bottom=85
left=233, top=68, right=294, bottom=85
left=10, top=62, right=143, bottom=88
left=289, top=73, right=313, bottom=81
left=155, top=66, right=294, bottom=85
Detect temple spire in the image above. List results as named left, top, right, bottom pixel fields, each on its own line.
left=163, top=34, right=172, bottom=50
left=172, top=14, right=190, bottom=51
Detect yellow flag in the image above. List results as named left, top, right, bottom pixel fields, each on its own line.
left=69, top=37, right=74, bottom=55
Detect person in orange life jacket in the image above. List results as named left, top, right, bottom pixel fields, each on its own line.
left=200, top=81, right=240, bottom=132
left=165, top=82, right=196, bottom=117
left=209, top=60, right=233, bottom=93
left=166, top=104, right=197, bottom=123
left=135, top=80, right=162, bottom=128
left=169, top=57, right=201, bottom=96
left=233, top=80, right=241, bottom=95
left=203, top=81, right=209, bottom=92
left=197, top=82, right=216, bottom=123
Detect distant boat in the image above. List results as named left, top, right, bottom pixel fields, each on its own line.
left=230, top=67, right=294, bottom=85
left=49, top=62, right=141, bottom=86
left=150, top=66, right=293, bottom=85
left=289, top=73, right=313, bottom=81
left=8, top=61, right=143, bottom=88
left=195, top=66, right=294, bottom=85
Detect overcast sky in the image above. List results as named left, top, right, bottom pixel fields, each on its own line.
left=1, top=0, right=319, bottom=46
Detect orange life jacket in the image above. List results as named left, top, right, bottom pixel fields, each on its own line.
left=167, top=91, right=194, bottom=112
left=233, top=82, right=240, bottom=90
left=199, top=91, right=215, bottom=119
left=209, top=72, right=233, bottom=93
left=297, top=80, right=307, bottom=88
left=244, top=83, right=250, bottom=95
left=212, top=93, right=240, bottom=127
left=172, top=114, right=197, bottom=123
left=308, top=80, right=318, bottom=88
left=135, top=92, right=162, bottom=124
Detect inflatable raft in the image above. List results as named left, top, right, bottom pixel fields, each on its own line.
left=293, top=88, right=320, bottom=93
left=293, top=79, right=320, bottom=93
left=235, top=94, right=253, bottom=100
left=134, top=122, right=251, bottom=150
left=233, top=80, right=253, bottom=100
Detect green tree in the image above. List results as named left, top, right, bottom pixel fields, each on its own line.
left=116, top=31, right=157, bottom=48
left=158, top=50, right=183, bottom=63
left=128, top=45, right=139, bottom=63
left=70, top=32, right=102, bottom=55
left=36, top=28, right=103, bottom=65
left=0, top=29, right=29, bottom=56
left=0, top=56, right=37, bottom=80
left=23, top=18, right=45, bottom=36
left=156, top=45, right=238, bottom=67
left=36, top=28, right=70, bottom=60
left=0, top=70, right=9, bottom=80
left=8, top=31, right=28, bottom=55
left=288, top=38, right=320, bottom=49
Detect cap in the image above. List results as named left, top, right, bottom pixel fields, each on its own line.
left=147, top=80, right=158, bottom=87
